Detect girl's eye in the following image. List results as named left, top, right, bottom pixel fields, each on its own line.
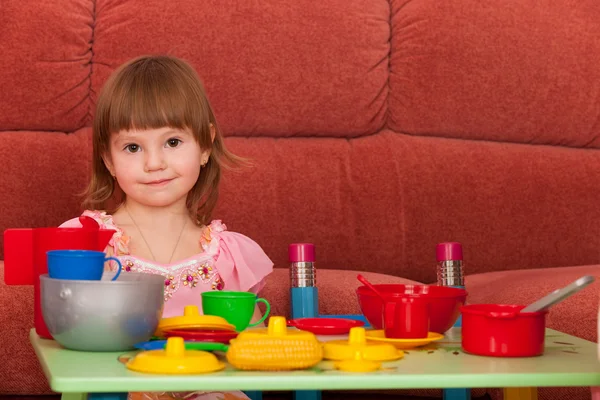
left=125, top=144, right=140, bottom=153
left=166, top=138, right=181, bottom=148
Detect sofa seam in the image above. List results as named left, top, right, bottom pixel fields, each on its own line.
left=87, top=0, right=97, bottom=129
left=386, top=127, right=600, bottom=152
left=385, top=0, right=392, bottom=132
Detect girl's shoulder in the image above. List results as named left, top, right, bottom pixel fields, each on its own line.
left=200, top=219, right=270, bottom=261
left=201, top=219, right=274, bottom=293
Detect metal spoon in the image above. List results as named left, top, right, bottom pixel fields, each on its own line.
left=521, top=275, right=595, bottom=313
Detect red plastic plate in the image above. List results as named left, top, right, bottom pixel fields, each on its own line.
left=287, top=317, right=365, bottom=335
left=163, top=329, right=239, bottom=344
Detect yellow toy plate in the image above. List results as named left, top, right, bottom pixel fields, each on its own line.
left=365, top=330, right=444, bottom=349
left=126, top=337, right=225, bottom=374
left=156, top=305, right=235, bottom=335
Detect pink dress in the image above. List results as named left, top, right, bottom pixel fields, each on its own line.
left=60, top=210, right=274, bottom=400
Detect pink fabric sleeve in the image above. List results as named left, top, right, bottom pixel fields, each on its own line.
left=214, top=231, right=274, bottom=294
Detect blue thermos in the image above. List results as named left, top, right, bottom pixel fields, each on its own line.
left=290, top=243, right=318, bottom=319
left=290, top=243, right=321, bottom=400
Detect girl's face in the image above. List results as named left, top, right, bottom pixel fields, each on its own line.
left=103, top=127, right=209, bottom=209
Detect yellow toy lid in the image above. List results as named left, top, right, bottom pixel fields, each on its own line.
left=236, top=316, right=318, bottom=341
left=156, top=305, right=235, bottom=335
left=126, top=337, right=225, bottom=374
left=334, top=350, right=381, bottom=373
left=323, top=327, right=404, bottom=362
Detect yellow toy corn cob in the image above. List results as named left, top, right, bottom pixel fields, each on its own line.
left=226, top=336, right=323, bottom=371
left=226, top=316, right=323, bottom=371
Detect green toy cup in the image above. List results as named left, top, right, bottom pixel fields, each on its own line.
left=201, top=291, right=270, bottom=331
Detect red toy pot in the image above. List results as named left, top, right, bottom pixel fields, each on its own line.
left=461, top=304, right=548, bottom=357
left=357, top=284, right=467, bottom=334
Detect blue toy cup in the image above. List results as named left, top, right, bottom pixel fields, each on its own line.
left=46, top=250, right=122, bottom=281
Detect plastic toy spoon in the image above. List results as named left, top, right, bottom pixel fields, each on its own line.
left=520, top=275, right=595, bottom=313
left=357, top=274, right=386, bottom=301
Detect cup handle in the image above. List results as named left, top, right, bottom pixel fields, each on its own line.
left=105, top=257, right=123, bottom=281
left=247, top=298, right=271, bottom=327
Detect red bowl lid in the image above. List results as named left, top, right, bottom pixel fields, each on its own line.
left=163, top=328, right=239, bottom=342
left=287, top=317, right=364, bottom=334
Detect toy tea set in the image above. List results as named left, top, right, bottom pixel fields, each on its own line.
left=3, top=224, right=596, bottom=375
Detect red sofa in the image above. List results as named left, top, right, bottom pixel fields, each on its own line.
left=1, top=1, right=599, bottom=399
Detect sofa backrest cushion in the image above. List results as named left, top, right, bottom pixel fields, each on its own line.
left=388, top=0, right=600, bottom=148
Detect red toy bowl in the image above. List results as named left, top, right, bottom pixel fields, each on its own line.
left=461, top=304, right=547, bottom=357
left=356, top=284, right=467, bottom=334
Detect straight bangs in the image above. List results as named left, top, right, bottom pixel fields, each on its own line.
left=97, top=57, right=213, bottom=149
left=86, top=55, right=246, bottom=224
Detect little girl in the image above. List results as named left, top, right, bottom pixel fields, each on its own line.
left=60, top=55, right=274, bottom=400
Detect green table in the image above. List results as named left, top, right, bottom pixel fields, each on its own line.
left=30, top=328, right=600, bottom=400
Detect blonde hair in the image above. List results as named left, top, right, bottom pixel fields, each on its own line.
left=83, top=55, right=243, bottom=225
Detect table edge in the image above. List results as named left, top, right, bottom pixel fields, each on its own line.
left=30, top=328, right=600, bottom=393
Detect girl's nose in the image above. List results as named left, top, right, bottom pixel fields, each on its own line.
left=144, top=149, right=167, bottom=172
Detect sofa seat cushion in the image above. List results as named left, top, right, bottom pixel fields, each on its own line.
left=261, top=267, right=423, bottom=318
left=465, top=265, right=599, bottom=342
left=466, top=265, right=600, bottom=400
left=0, top=261, right=52, bottom=395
